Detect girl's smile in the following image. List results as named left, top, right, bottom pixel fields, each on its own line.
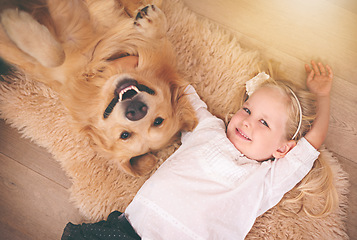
left=235, top=128, right=251, bottom=141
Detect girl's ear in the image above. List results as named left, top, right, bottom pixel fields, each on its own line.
left=273, top=140, right=297, bottom=159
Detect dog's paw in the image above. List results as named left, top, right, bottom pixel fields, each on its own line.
left=134, top=5, right=168, bottom=39
left=0, top=9, right=65, bottom=67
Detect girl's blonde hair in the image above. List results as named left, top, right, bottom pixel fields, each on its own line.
left=229, top=68, right=338, bottom=218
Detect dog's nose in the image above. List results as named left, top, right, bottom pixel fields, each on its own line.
left=125, top=101, right=148, bottom=121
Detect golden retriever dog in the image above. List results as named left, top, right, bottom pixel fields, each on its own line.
left=0, top=0, right=197, bottom=176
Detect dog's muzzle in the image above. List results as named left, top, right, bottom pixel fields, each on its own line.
left=103, top=78, right=155, bottom=120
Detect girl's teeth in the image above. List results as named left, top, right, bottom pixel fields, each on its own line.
left=238, top=129, right=250, bottom=140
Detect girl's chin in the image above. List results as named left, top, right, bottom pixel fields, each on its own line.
left=229, top=138, right=245, bottom=154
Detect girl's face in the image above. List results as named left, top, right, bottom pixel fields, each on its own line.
left=227, top=87, right=290, bottom=161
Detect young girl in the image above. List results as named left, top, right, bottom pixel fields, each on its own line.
left=62, top=60, right=334, bottom=240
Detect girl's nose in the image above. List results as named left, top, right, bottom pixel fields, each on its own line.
left=242, top=117, right=250, bottom=128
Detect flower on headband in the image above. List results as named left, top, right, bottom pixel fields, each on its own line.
left=245, top=72, right=270, bottom=96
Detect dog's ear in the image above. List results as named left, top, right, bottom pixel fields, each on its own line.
left=121, top=153, right=158, bottom=176
left=82, top=125, right=112, bottom=150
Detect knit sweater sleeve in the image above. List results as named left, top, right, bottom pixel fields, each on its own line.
left=257, top=138, right=320, bottom=216
left=183, top=85, right=209, bottom=120
left=181, top=85, right=224, bottom=143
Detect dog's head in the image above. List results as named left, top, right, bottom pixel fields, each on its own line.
left=79, top=56, right=197, bottom=176
left=0, top=1, right=197, bottom=177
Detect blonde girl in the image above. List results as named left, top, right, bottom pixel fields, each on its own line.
left=229, top=61, right=338, bottom=218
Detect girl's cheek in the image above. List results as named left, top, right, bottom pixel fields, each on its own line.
left=234, top=110, right=245, bottom=119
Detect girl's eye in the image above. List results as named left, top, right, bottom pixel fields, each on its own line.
left=120, top=131, right=131, bottom=140
left=153, top=117, right=164, bottom=126
left=260, top=119, right=269, bottom=128
left=243, top=107, right=251, bottom=114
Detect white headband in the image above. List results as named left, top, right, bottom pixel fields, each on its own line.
left=245, top=72, right=302, bottom=140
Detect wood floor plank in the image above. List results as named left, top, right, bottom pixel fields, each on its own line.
left=182, top=0, right=357, bottom=83
left=327, top=0, right=357, bottom=14
left=0, top=153, right=84, bottom=240
left=325, top=77, right=357, bottom=162
left=0, top=119, right=72, bottom=188
left=337, top=155, right=357, bottom=238
left=0, top=220, right=31, bottom=240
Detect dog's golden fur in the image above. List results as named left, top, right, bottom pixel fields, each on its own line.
left=0, top=0, right=197, bottom=176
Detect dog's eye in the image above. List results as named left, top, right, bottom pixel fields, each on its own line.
left=153, top=117, right=164, bottom=127
left=120, top=131, right=131, bottom=140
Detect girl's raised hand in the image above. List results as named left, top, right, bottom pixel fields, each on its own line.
left=305, top=61, right=333, bottom=97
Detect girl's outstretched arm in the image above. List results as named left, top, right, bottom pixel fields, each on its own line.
left=304, top=61, right=333, bottom=149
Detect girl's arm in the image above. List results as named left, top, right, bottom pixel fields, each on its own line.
left=304, top=61, right=333, bottom=149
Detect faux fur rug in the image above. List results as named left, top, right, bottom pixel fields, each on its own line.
left=0, top=0, right=349, bottom=238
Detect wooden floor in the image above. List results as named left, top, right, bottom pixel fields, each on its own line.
left=1, top=0, right=356, bottom=239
